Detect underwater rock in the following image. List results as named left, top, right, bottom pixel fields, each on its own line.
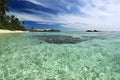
left=34, top=35, right=105, bottom=44
left=35, top=35, right=81, bottom=44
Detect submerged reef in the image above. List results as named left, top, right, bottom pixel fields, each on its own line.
left=35, top=35, right=81, bottom=44
left=34, top=35, right=105, bottom=44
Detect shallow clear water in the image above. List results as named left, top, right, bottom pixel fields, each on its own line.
left=0, top=32, right=120, bottom=80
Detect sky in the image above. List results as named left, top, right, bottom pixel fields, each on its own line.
left=8, top=0, right=120, bottom=31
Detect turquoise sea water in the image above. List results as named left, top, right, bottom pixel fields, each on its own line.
left=0, top=31, right=120, bottom=80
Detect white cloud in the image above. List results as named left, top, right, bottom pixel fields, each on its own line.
left=9, top=11, right=45, bottom=21
left=9, top=0, right=120, bottom=31
left=24, top=0, right=47, bottom=7
left=56, top=0, right=120, bottom=31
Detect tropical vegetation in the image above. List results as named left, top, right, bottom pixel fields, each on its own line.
left=0, top=0, right=26, bottom=30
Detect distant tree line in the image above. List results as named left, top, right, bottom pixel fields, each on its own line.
left=0, top=0, right=26, bottom=30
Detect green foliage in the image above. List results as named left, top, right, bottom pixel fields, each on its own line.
left=0, top=0, right=26, bottom=31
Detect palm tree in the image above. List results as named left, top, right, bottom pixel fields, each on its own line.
left=14, top=18, right=20, bottom=29
left=0, top=0, right=26, bottom=30
left=11, top=15, right=15, bottom=24
left=0, top=0, right=9, bottom=21
left=5, top=15, right=10, bottom=23
left=22, top=21, right=25, bottom=25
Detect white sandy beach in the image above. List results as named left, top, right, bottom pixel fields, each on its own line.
left=0, top=29, right=28, bottom=33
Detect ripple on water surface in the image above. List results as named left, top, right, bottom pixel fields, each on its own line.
left=0, top=32, right=120, bottom=80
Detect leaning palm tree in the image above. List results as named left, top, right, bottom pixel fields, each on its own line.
left=14, top=18, right=20, bottom=29
left=5, top=15, right=10, bottom=23
left=0, top=0, right=9, bottom=21
left=22, top=21, right=25, bottom=25
left=11, top=15, right=15, bottom=24
left=0, top=0, right=26, bottom=30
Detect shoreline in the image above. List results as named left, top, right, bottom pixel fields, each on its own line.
left=0, top=29, right=29, bottom=33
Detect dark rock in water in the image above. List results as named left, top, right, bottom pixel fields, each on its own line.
left=86, top=30, right=101, bottom=32
left=86, top=30, right=93, bottom=32
left=33, top=35, right=106, bottom=44
left=35, top=35, right=81, bottom=44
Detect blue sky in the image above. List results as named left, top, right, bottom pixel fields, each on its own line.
left=8, top=0, right=120, bottom=31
